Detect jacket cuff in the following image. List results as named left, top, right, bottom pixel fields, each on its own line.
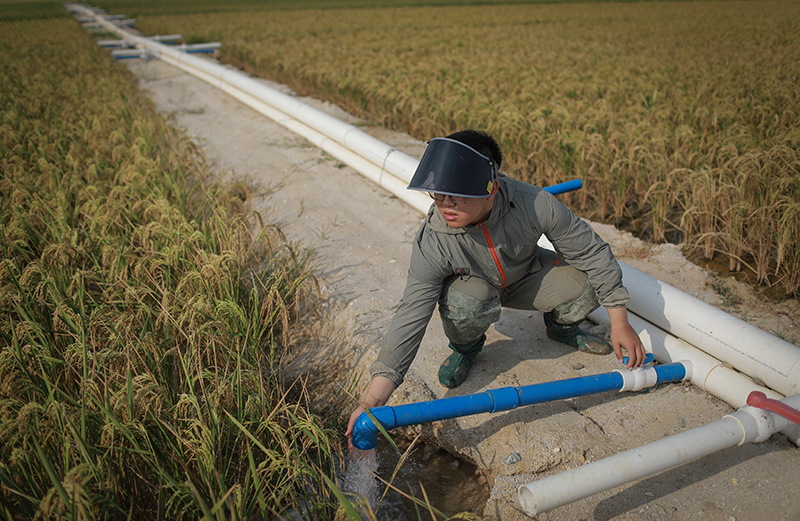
left=599, top=286, right=631, bottom=309
left=369, top=360, right=405, bottom=388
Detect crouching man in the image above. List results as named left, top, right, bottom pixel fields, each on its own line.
left=346, top=130, right=645, bottom=451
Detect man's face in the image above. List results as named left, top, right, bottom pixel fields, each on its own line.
left=433, top=193, right=495, bottom=228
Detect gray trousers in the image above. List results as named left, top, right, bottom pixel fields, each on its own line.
left=438, top=249, right=599, bottom=346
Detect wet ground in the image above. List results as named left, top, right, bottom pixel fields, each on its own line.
left=372, top=438, right=490, bottom=520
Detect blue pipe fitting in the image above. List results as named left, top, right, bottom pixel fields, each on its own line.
left=351, top=407, right=398, bottom=451
left=352, top=360, right=690, bottom=450
left=487, top=387, right=523, bottom=413
left=543, top=179, right=583, bottom=195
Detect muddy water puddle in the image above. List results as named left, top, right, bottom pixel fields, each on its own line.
left=371, top=437, right=490, bottom=520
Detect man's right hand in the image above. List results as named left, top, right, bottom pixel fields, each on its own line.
left=345, top=405, right=367, bottom=454
left=345, top=376, right=396, bottom=455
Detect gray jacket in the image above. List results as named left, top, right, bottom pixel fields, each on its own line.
left=370, top=176, right=630, bottom=387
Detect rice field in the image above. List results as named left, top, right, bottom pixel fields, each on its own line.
left=0, top=8, right=482, bottom=518
left=130, top=0, right=800, bottom=295
left=1, top=0, right=797, bottom=517
left=0, top=16, right=352, bottom=520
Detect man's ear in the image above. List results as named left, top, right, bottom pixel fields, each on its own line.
left=490, top=176, right=499, bottom=196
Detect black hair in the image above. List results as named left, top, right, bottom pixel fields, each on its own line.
left=446, top=129, right=503, bottom=169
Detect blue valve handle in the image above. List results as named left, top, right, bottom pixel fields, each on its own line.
left=622, top=352, right=655, bottom=366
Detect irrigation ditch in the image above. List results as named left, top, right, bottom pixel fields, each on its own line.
left=72, top=5, right=800, bottom=520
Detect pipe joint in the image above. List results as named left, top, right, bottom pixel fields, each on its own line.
left=727, top=407, right=776, bottom=445
left=679, top=360, right=693, bottom=381
left=616, top=366, right=658, bottom=392
left=487, top=387, right=522, bottom=413
left=352, top=407, right=397, bottom=451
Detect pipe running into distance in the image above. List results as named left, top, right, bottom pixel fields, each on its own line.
left=66, top=3, right=432, bottom=214
left=518, top=392, right=800, bottom=516
left=352, top=359, right=691, bottom=450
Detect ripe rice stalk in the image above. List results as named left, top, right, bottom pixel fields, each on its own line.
left=1, top=17, right=346, bottom=519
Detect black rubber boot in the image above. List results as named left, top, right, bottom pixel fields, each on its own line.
left=438, top=335, right=486, bottom=388
left=543, top=312, right=612, bottom=355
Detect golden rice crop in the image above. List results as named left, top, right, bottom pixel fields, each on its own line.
left=139, top=0, right=800, bottom=295
left=0, top=17, right=349, bottom=520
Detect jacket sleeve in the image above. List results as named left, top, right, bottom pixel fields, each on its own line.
left=369, top=228, right=448, bottom=387
left=536, top=190, right=630, bottom=308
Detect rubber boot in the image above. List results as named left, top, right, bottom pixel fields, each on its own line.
left=543, top=312, right=612, bottom=355
left=438, top=335, right=486, bottom=388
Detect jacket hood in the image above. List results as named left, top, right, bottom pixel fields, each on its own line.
left=425, top=174, right=516, bottom=234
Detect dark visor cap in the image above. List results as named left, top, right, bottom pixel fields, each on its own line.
left=407, top=138, right=497, bottom=198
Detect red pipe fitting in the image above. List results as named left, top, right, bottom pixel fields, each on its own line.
left=746, top=391, right=800, bottom=425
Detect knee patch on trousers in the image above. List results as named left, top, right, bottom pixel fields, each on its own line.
left=439, top=285, right=501, bottom=345
left=548, top=278, right=600, bottom=325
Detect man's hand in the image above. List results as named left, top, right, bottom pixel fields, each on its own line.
left=607, top=306, right=646, bottom=368
left=345, top=376, right=395, bottom=455
left=345, top=405, right=367, bottom=454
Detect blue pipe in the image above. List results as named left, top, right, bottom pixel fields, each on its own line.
left=543, top=179, right=582, bottom=195
left=352, top=360, right=688, bottom=450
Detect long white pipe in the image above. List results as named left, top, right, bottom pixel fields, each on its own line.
left=66, top=4, right=430, bottom=216
left=518, top=392, right=800, bottom=516
left=619, top=263, right=800, bottom=397
left=69, top=3, right=800, bottom=404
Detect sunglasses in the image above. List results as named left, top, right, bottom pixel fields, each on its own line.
left=428, top=193, right=468, bottom=205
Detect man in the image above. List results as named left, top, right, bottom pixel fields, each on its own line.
left=346, top=130, right=645, bottom=451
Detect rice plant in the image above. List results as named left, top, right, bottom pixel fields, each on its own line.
left=0, top=17, right=347, bottom=520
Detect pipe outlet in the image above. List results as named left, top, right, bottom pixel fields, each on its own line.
left=352, top=408, right=397, bottom=451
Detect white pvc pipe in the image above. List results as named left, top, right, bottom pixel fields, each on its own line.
left=539, top=231, right=800, bottom=400
left=589, top=307, right=782, bottom=404
left=68, top=3, right=424, bottom=200
left=590, top=300, right=800, bottom=449
left=518, top=393, right=800, bottom=516
left=149, top=34, right=182, bottom=42
left=97, top=39, right=132, bottom=48
left=619, top=263, right=800, bottom=397
left=545, top=226, right=800, bottom=405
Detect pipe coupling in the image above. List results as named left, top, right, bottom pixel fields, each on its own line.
left=726, top=406, right=777, bottom=445
left=487, top=387, right=523, bottom=413
left=616, top=366, right=658, bottom=392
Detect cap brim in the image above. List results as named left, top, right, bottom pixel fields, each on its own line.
left=407, top=138, right=496, bottom=198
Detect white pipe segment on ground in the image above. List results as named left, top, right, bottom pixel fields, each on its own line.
left=70, top=1, right=800, bottom=418
left=68, top=4, right=429, bottom=214
left=589, top=307, right=782, bottom=404
left=518, top=392, right=800, bottom=516
left=618, top=263, right=800, bottom=397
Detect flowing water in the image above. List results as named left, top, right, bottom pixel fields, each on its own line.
left=343, top=437, right=490, bottom=520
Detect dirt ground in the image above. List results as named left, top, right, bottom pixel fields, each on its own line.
left=123, top=56, right=800, bottom=521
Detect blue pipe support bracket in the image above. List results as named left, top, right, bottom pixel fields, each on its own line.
left=352, top=361, right=689, bottom=450
left=543, top=179, right=582, bottom=195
